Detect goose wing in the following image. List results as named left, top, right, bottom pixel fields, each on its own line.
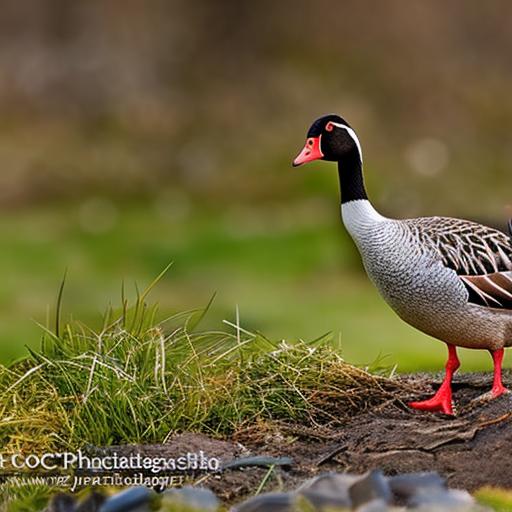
left=405, top=216, right=512, bottom=309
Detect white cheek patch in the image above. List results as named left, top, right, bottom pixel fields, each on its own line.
left=330, top=122, right=363, bottom=163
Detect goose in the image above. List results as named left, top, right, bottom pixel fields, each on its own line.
left=293, top=114, right=512, bottom=415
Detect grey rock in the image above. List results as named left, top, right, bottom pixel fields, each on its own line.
left=297, top=473, right=371, bottom=510
left=99, top=487, right=153, bottom=512
left=296, top=472, right=362, bottom=509
left=349, top=470, right=392, bottom=508
left=388, top=472, right=446, bottom=502
left=161, top=486, right=220, bottom=511
left=230, top=492, right=293, bottom=512
left=356, top=498, right=390, bottom=512
left=300, top=489, right=352, bottom=509
left=47, top=493, right=76, bottom=512
left=298, top=472, right=358, bottom=499
left=409, top=488, right=475, bottom=510
left=75, top=491, right=106, bottom=512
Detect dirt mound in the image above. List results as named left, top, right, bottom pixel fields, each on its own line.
left=313, top=372, right=512, bottom=491
left=100, top=372, right=512, bottom=503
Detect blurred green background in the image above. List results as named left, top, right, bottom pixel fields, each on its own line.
left=0, top=0, right=511, bottom=370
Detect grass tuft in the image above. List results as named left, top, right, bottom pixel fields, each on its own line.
left=0, top=484, right=53, bottom=512
left=0, top=278, right=409, bottom=454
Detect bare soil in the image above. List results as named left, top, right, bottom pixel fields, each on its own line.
left=102, top=372, right=512, bottom=503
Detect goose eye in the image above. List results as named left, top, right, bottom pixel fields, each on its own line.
left=326, top=122, right=334, bottom=132
left=307, top=139, right=314, bottom=146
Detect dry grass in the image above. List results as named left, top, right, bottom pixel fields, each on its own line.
left=0, top=276, right=411, bottom=455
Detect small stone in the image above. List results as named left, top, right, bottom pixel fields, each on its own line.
left=230, top=492, right=293, bottom=512
left=99, top=487, right=153, bottom=512
left=76, top=491, right=106, bottom=512
left=161, top=486, right=220, bottom=511
left=349, top=470, right=392, bottom=508
left=46, top=493, right=77, bottom=512
left=296, top=472, right=356, bottom=509
left=388, top=472, right=446, bottom=501
left=356, top=498, right=390, bottom=512
left=409, top=488, right=475, bottom=510
left=299, top=489, right=352, bottom=509
left=298, top=472, right=358, bottom=496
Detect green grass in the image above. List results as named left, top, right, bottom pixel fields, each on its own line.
left=0, top=200, right=497, bottom=372
left=0, top=277, right=411, bottom=454
left=475, top=487, right=512, bottom=511
left=0, top=484, right=54, bottom=512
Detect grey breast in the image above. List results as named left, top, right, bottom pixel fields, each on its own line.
left=354, top=220, right=468, bottom=329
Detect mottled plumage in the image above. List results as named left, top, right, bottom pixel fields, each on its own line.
left=403, top=217, right=512, bottom=309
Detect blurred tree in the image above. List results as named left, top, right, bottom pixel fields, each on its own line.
left=0, top=0, right=509, bottom=218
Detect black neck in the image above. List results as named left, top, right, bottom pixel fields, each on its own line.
left=338, top=148, right=368, bottom=204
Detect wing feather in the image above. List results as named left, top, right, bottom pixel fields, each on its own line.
left=461, top=272, right=512, bottom=309
left=405, top=216, right=512, bottom=310
left=460, top=275, right=504, bottom=307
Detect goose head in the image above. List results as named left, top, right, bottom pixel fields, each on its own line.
left=292, top=114, right=362, bottom=167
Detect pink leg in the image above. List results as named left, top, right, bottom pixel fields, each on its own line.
left=409, top=344, right=460, bottom=415
left=490, top=348, right=508, bottom=398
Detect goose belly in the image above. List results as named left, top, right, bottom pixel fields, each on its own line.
left=354, top=227, right=475, bottom=344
